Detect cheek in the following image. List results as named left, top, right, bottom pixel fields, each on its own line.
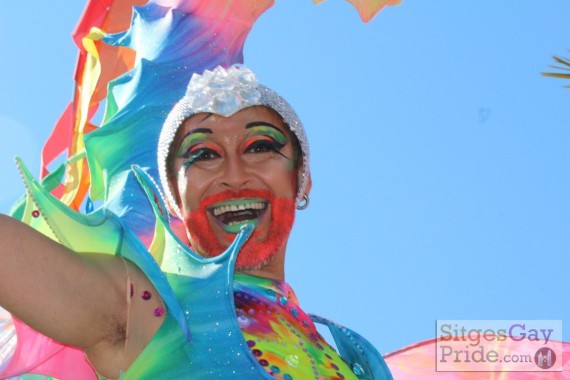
left=175, top=170, right=204, bottom=213
left=178, top=169, right=236, bottom=213
left=259, top=164, right=298, bottom=197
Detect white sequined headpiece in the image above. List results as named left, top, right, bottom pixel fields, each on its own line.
left=158, top=65, right=310, bottom=218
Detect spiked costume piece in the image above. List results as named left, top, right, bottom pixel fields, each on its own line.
left=0, top=1, right=411, bottom=379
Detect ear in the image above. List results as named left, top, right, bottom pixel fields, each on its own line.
left=305, top=174, right=312, bottom=196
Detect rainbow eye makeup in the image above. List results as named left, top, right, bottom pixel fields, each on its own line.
left=176, top=121, right=290, bottom=171
left=177, top=130, right=211, bottom=157
left=242, top=123, right=288, bottom=156
left=177, top=129, right=222, bottom=168
left=245, top=123, right=287, bottom=144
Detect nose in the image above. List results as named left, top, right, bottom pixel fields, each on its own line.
left=220, top=155, right=252, bottom=190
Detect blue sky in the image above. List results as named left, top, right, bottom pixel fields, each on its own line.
left=1, top=1, right=569, bottom=354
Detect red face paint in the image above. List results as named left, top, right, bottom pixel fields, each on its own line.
left=184, top=189, right=295, bottom=269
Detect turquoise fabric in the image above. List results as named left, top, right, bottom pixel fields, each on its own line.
left=6, top=160, right=392, bottom=379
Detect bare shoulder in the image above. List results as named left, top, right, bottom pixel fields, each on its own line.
left=0, top=216, right=130, bottom=347
left=0, top=215, right=165, bottom=378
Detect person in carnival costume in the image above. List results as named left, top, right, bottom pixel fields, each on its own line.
left=1, top=1, right=569, bottom=379
left=0, top=1, right=398, bottom=379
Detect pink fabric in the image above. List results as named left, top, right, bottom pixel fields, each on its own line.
left=385, top=338, right=570, bottom=379
left=0, top=318, right=96, bottom=379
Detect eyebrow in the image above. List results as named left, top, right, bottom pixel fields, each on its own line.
left=183, top=127, right=213, bottom=138
left=177, top=121, right=287, bottom=156
left=184, top=121, right=281, bottom=136
left=199, top=113, right=214, bottom=122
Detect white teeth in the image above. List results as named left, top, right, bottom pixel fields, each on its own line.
left=212, top=202, right=266, bottom=217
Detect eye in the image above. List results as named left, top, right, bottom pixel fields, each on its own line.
left=191, top=148, right=220, bottom=161
left=182, top=147, right=221, bottom=169
left=244, top=138, right=285, bottom=154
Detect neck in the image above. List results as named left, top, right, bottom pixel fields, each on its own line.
left=236, top=246, right=286, bottom=281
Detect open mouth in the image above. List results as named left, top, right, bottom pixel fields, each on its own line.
left=209, top=199, right=268, bottom=233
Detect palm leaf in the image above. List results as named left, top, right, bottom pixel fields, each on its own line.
left=543, top=51, right=570, bottom=88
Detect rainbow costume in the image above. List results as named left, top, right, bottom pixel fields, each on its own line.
left=0, top=1, right=398, bottom=378
left=0, top=156, right=392, bottom=380
left=1, top=1, right=568, bottom=379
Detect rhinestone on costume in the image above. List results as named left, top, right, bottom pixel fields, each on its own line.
left=259, top=359, right=269, bottom=367
left=153, top=307, right=165, bottom=317
left=351, top=363, right=365, bottom=376
left=247, top=340, right=256, bottom=347
left=279, top=296, right=288, bottom=306
left=252, top=349, right=263, bottom=357
left=32, top=210, right=40, bottom=218
left=237, top=313, right=249, bottom=326
left=337, top=372, right=345, bottom=379
left=141, top=290, right=152, bottom=300
left=181, top=66, right=261, bottom=117
left=286, top=354, right=299, bottom=368
left=290, top=308, right=298, bottom=317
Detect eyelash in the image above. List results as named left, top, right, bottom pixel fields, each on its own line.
left=182, top=147, right=221, bottom=169
left=181, top=137, right=287, bottom=170
left=243, top=138, right=285, bottom=154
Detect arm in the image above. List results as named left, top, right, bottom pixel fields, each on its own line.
left=0, top=213, right=126, bottom=350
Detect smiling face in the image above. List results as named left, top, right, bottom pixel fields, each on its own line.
left=168, top=106, right=299, bottom=271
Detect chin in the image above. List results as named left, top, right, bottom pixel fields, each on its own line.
left=184, top=194, right=296, bottom=270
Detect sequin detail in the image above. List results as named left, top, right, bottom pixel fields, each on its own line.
left=141, top=290, right=152, bottom=300
left=352, top=363, right=365, bottom=376
left=234, top=274, right=357, bottom=380
left=153, top=307, right=165, bottom=317
left=31, top=210, right=40, bottom=218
